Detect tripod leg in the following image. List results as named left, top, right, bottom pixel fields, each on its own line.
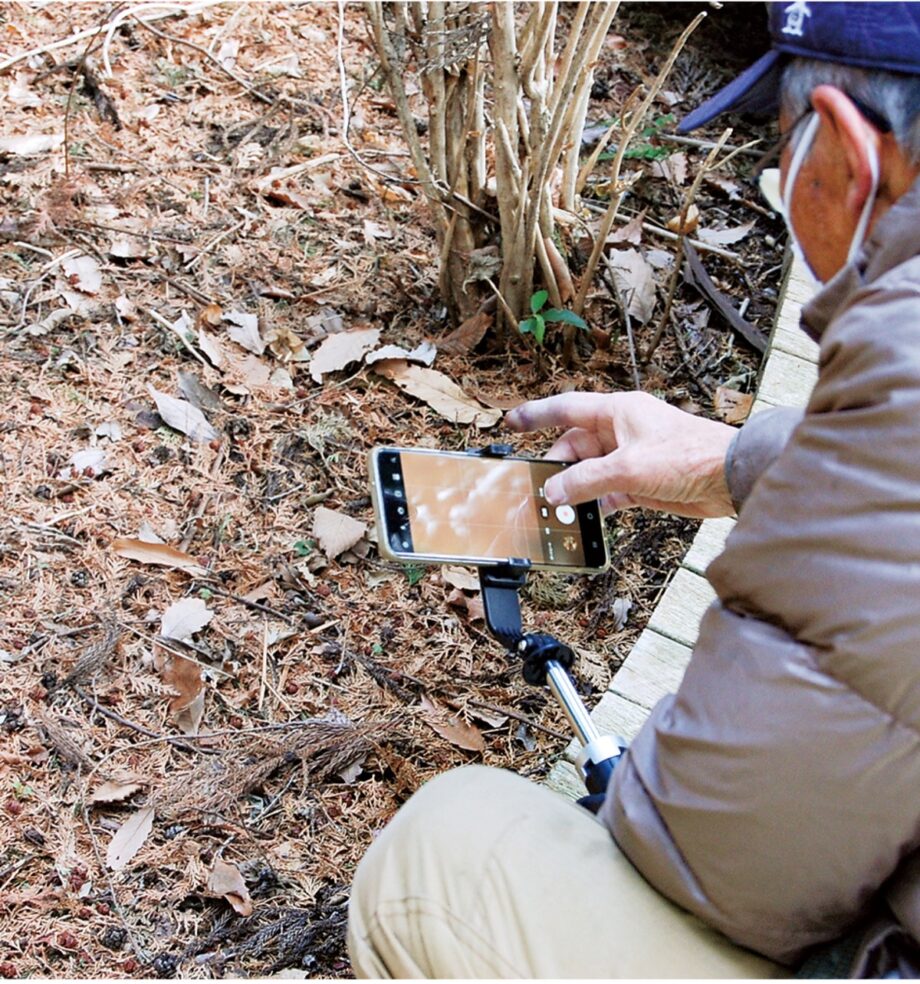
left=545, top=660, right=626, bottom=793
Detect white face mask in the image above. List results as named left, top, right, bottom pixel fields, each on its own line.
left=775, top=111, right=880, bottom=276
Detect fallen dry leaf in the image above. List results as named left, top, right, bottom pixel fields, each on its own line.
left=373, top=360, right=501, bottom=428
left=175, top=688, right=205, bottom=736
left=224, top=310, right=265, bottom=356
left=197, top=303, right=223, bottom=329
left=683, top=241, right=767, bottom=353
left=313, top=506, right=368, bottom=559
left=160, top=653, right=205, bottom=736
left=197, top=330, right=227, bottom=369
left=363, top=219, right=393, bottom=244
left=705, top=173, right=743, bottom=200
left=60, top=447, right=110, bottom=479
left=438, top=311, right=492, bottom=356
left=147, top=385, right=219, bottom=443
left=666, top=203, right=700, bottom=235
left=442, top=566, right=481, bottom=592
left=7, top=73, right=41, bottom=109
left=269, top=367, right=294, bottom=390
left=89, top=779, right=145, bottom=805
left=178, top=370, right=222, bottom=412
left=365, top=340, right=436, bottom=367
left=468, top=704, right=509, bottom=729
left=309, top=327, right=381, bottom=383
left=61, top=254, right=102, bottom=295
left=608, top=211, right=646, bottom=248
left=112, top=538, right=206, bottom=573
left=607, top=249, right=657, bottom=324
left=208, top=859, right=253, bottom=916
left=114, top=295, right=137, bottom=322
left=650, top=152, right=688, bottom=185
left=109, top=237, right=149, bottom=259
left=697, top=220, right=755, bottom=247
left=242, top=579, right=275, bottom=604
left=419, top=695, right=485, bottom=752
left=446, top=588, right=485, bottom=623
left=714, top=386, right=754, bottom=425
left=160, top=598, right=213, bottom=642
left=106, top=805, right=154, bottom=871
left=0, top=132, right=63, bottom=155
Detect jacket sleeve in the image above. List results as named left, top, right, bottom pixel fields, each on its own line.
left=599, top=271, right=920, bottom=965
left=724, top=406, right=803, bottom=512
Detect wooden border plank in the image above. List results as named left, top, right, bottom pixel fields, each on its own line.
left=648, top=568, right=716, bottom=647
left=772, top=317, right=820, bottom=363
left=544, top=759, right=584, bottom=800
left=609, top=628, right=691, bottom=709
left=683, top=517, right=734, bottom=575
left=757, top=349, right=818, bottom=407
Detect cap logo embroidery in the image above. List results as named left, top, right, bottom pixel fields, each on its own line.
left=781, top=1, right=812, bottom=37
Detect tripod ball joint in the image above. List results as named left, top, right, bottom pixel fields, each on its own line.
left=519, top=633, right=576, bottom=686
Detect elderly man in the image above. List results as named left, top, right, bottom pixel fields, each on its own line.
left=348, top=3, right=920, bottom=977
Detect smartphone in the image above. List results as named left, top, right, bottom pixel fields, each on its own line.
left=369, top=446, right=608, bottom=572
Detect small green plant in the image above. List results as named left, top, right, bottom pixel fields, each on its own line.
left=12, top=778, right=34, bottom=800
left=404, top=563, right=425, bottom=586
left=518, top=290, right=589, bottom=346
left=293, top=539, right=314, bottom=558
left=598, top=113, right=676, bottom=162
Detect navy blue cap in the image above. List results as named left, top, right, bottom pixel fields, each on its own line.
left=677, top=2, right=920, bottom=133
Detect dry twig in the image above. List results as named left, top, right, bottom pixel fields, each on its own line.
left=644, top=127, right=733, bottom=363
left=573, top=11, right=706, bottom=317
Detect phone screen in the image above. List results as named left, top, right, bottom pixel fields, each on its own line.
left=373, top=448, right=607, bottom=570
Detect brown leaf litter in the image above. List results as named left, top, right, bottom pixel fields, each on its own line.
left=0, top=2, right=782, bottom=977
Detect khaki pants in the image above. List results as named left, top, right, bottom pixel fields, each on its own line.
left=348, top=766, right=786, bottom=979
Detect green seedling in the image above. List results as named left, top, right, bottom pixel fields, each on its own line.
left=404, top=563, right=425, bottom=586
left=293, top=539, right=314, bottom=557
left=598, top=113, right=675, bottom=162
left=12, top=778, right=34, bottom=800
left=518, top=290, right=589, bottom=346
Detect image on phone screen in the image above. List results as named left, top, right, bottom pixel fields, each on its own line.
left=373, top=448, right=607, bottom=570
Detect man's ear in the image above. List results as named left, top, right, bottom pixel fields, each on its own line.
left=810, top=84, right=880, bottom=213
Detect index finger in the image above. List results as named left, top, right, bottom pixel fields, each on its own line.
left=504, top=392, right=616, bottom=434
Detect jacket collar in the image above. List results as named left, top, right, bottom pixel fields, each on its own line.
left=801, top=173, right=920, bottom=341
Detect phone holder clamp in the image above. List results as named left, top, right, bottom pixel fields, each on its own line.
left=478, top=561, right=626, bottom=796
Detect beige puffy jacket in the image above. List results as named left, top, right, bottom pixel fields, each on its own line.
left=599, top=178, right=920, bottom=975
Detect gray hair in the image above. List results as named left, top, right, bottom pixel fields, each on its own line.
left=781, top=56, right=920, bottom=163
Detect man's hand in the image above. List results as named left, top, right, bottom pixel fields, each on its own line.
left=505, top=391, right=737, bottom=519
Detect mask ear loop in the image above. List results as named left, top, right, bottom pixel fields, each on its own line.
left=846, top=140, right=880, bottom=264
left=781, top=112, right=820, bottom=231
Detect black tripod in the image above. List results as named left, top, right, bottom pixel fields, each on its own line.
left=479, top=562, right=625, bottom=794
